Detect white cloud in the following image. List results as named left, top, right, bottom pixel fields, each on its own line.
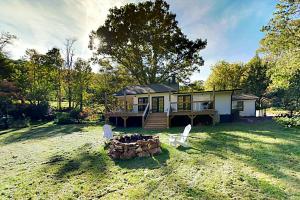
left=0, top=0, right=132, bottom=72
left=0, top=0, right=273, bottom=78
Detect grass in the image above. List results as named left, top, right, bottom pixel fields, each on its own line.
left=0, top=121, right=299, bottom=199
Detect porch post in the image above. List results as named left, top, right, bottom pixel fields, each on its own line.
left=213, top=85, right=216, bottom=109
left=148, top=90, right=150, bottom=112
left=124, top=91, right=127, bottom=112
left=122, top=116, right=128, bottom=128
left=188, top=115, right=195, bottom=126
left=191, top=90, right=194, bottom=112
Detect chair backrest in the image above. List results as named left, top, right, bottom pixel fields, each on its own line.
left=103, top=124, right=113, bottom=140
left=180, top=124, right=191, bottom=142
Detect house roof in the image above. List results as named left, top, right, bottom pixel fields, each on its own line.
left=114, top=83, right=179, bottom=96
left=173, top=89, right=237, bottom=95
left=232, top=94, right=259, bottom=100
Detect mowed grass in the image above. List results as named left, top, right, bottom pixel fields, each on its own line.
left=0, top=121, right=299, bottom=199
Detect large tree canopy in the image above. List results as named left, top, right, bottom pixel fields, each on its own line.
left=243, top=54, right=269, bottom=98
left=259, top=0, right=300, bottom=90
left=205, top=61, right=245, bottom=90
left=89, top=0, right=207, bottom=85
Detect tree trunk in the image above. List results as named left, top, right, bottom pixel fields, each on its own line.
left=68, top=86, right=72, bottom=109
left=80, top=92, right=83, bottom=111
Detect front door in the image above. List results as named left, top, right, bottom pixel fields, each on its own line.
left=152, top=96, right=164, bottom=112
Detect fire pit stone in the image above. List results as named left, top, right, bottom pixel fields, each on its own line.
left=108, top=134, right=162, bottom=159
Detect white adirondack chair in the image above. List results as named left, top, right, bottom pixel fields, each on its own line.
left=169, top=124, right=192, bottom=147
left=103, top=124, right=113, bottom=140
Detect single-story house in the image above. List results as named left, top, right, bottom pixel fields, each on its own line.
left=105, top=83, right=258, bottom=129
left=232, top=94, right=259, bottom=117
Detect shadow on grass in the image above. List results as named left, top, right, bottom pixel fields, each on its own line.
left=48, top=143, right=109, bottom=179
left=113, top=145, right=170, bottom=169
left=185, top=123, right=299, bottom=195
left=1, top=123, right=88, bottom=145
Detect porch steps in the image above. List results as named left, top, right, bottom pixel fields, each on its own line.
left=144, top=113, right=168, bottom=129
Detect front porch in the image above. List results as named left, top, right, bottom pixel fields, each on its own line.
left=105, top=96, right=218, bottom=128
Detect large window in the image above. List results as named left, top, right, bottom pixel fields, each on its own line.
left=138, top=97, right=148, bottom=112
left=177, top=95, right=191, bottom=111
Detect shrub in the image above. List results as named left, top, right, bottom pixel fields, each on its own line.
left=69, top=108, right=89, bottom=123
left=55, top=112, right=73, bottom=125
left=10, top=118, right=30, bottom=128
left=25, top=102, right=52, bottom=120
left=274, top=116, right=300, bottom=128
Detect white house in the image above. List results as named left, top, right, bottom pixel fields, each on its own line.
left=105, top=83, right=258, bottom=129
left=232, top=94, right=258, bottom=117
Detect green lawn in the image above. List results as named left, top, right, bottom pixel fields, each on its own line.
left=0, top=121, right=299, bottom=199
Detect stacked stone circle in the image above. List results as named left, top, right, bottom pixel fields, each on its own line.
left=108, top=134, right=162, bottom=159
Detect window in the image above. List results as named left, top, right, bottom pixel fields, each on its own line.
left=177, top=95, right=191, bottom=111
left=237, top=101, right=244, bottom=111
left=138, top=97, right=148, bottom=111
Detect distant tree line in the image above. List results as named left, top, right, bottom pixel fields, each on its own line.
left=205, top=0, right=300, bottom=115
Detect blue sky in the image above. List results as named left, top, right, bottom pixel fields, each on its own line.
left=0, top=0, right=276, bottom=81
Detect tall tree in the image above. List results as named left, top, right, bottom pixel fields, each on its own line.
left=73, top=59, right=92, bottom=110
left=243, top=54, right=269, bottom=99
left=259, top=0, right=300, bottom=114
left=64, top=39, right=76, bottom=109
left=89, top=0, right=207, bottom=84
left=44, top=48, right=64, bottom=110
left=259, top=0, right=300, bottom=90
left=205, top=61, right=245, bottom=90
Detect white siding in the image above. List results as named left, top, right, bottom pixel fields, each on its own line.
left=233, top=100, right=256, bottom=117
left=215, top=92, right=232, bottom=115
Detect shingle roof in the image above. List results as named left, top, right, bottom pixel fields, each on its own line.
left=232, top=94, right=259, bottom=100
left=114, top=83, right=179, bottom=96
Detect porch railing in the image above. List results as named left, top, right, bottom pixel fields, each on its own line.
left=142, top=103, right=150, bottom=127
left=170, top=101, right=214, bottom=112
left=109, top=103, right=148, bottom=113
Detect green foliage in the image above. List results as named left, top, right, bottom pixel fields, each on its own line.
left=274, top=116, right=300, bottom=128
left=0, top=52, right=15, bottom=80
left=89, top=0, right=207, bottom=84
left=180, top=80, right=204, bottom=92
left=205, top=61, right=245, bottom=90
left=259, top=0, right=299, bottom=58
left=25, top=101, right=51, bottom=120
left=259, top=0, right=300, bottom=112
left=10, top=118, right=30, bottom=129
left=243, top=54, right=269, bottom=98
left=55, top=109, right=89, bottom=125
left=73, top=59, right=92, bottom=110
left=55, top=112, right=73, bottom=125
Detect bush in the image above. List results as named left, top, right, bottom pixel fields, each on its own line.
left=25, top=102, right=52, bottom=120
left=274, top=116, right=300, bottom=128
left=55, top=108, right=89, bottom=125
left=55, top=112, right=73, bottom=125
left=69, top=108, right=89, bottom=123
left=10, top=118, right=30, bottom=129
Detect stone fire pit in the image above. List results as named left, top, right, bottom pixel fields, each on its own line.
left=108, top=134, right=162, bottom=159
